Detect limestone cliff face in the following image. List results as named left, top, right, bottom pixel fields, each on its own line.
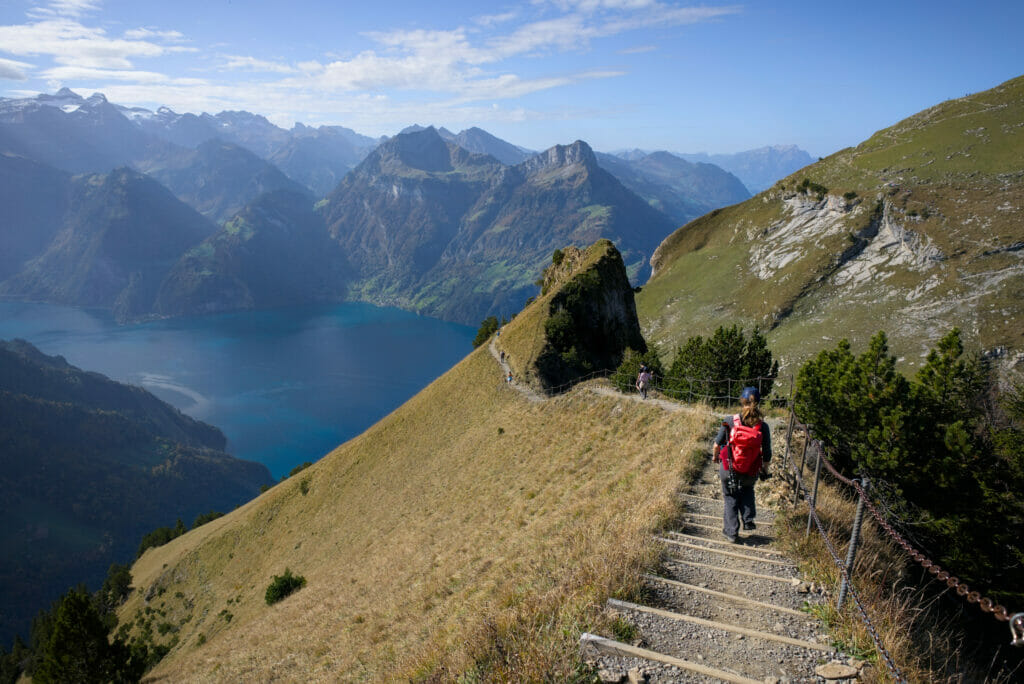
left=533, top=240, right=646, bottom=391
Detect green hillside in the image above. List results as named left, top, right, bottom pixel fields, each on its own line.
left=115, top=245, right=711, bottom=681
left=638, top=74, right=1024, bottom=371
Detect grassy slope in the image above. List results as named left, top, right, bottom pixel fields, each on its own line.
left=638, top=74, right=1024, bottom=371
left=121, top=301, right=711, bottom=682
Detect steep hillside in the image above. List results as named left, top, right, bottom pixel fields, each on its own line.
left=0, top=153, right=70, bottom=281
left=639, top=74, right=1024, bottom=371
left=0, top=339, right=272, bottom=644
left=117, top=249, right=710, bottom=681
left=137, top=140, right=311, bottom=224
left=154, top=190, right=343, bottom=316
left=0, top=168, right=218, bottom=322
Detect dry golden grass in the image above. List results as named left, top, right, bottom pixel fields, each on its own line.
left=773, top=449, right=992, bottom=683
left=119, top=336, right=711, bottom=682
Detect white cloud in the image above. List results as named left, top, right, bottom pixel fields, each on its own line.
left=473, top=11, right=519, bottom=28
left=0, top=56, right=33, bottom=80
left=27, top=0, right=101, bottom=20
left=41, top=65, right=206, bottom=85
left=221, top=55, right=297, bottom=74
left=618, top=44, right=656, bottom=54
left=0, top=18, right=179, bottom=68
left=123, top=27, right=187, bottom=43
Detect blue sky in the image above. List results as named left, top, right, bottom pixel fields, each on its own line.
left=1, top=0, right=1021, bottom=157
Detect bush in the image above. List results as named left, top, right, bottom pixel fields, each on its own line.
left=795, top=329, right=1024, bottom=608
left=137, top=519, right=187, bottom=558
left=286, top=461, right=313, bottom=478
left=265, top=568, right=307, bottom=605
left=664, top=326, right=778, bottom=405
left=472, top=316, right=499, bottom=348
left=192, top=511, right=223, bottom=528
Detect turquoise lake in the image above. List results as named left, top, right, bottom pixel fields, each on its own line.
left=0, top=301, right=475, bottom=479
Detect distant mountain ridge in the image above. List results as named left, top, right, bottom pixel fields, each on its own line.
left=0, top=89, right=784, bottom=325
left=677, top=145, right=815, bottom=192
left=0, top=338, right=273, bottom=644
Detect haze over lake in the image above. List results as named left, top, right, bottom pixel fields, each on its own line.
left=0, top=301, right=474, bottom=478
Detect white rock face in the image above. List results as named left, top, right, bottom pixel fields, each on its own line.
left=750, top=194, right=859, bottom=281
left=832, top=201, right=944, bottom=288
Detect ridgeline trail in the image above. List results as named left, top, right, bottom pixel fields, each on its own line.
left=487, top=337, right=862, bottom=682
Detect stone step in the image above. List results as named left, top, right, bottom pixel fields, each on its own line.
left=607, top=599, right=832, bottom=653
left=602, top=599, right=828, bottom=683
left=580, top=633, right=763, bottom=684
left=663, top=531, right=787, bottom=558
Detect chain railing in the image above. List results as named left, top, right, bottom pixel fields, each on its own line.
left=779, top=397, right=1024, bottom=665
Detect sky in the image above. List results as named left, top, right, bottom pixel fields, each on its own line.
left=0, top=0, right=1022, bottom=158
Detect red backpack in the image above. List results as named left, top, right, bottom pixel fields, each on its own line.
left=721, top=414, right=764, bottom=476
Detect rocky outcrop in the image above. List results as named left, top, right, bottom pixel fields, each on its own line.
left=534, top=239, right=646, bottom=392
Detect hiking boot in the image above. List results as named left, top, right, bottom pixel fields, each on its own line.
left=723, top=532, right=738, bottom=543
left=742, top=521, right=756, bottom=531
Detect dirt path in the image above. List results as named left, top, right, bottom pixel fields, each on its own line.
left=580, top=455, right=865, bottom=683
left=488, top=338, right=546, bottom=403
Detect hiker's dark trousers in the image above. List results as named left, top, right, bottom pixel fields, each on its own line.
left=719, top=467, right=757, bottom=537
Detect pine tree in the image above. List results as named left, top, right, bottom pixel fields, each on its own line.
left=34, top=589, right=114, bottom=684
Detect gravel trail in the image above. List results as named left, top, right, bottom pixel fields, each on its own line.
left=582, top=455, right=859, bottom=683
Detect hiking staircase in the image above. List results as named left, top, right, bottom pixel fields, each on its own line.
left=580, top=461, right=860, bottom=683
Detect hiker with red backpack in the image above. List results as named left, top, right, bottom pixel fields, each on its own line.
left=713, top=386, right=772, bottom=543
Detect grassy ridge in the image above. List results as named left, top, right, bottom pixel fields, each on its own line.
left=639, top=74, right=1024, bottom=370
left=121, top=338, right=711, bottom=681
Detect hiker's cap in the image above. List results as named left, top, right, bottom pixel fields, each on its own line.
left=740, top=386, right=760, bottom=402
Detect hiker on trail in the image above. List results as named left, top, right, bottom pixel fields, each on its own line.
left=713, top=386, right=772, bottom=543
left=635, top=364, right=652, bottom=400
left=500, top=350, right=506, bottom=364
left=506, top=370, right=513, bottom=384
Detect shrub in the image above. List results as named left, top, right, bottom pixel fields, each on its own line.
left=265, top=569, right=307, bottom=605
left=664, top=326, right=778, bottom=405
left=843, top=191, right=858, bottom=200
left=551, top=248, right=565, bottom=266
left=137, top=519, right=187, bottom=558
left=287, top=461, right=313, bottom=478
left=299, top=477, right=310, bottom=495
left=795, top=329, right=1024, bottom=608
left=472, top=316, right=499, bottom=348
left=192, top=511, right=223, bottom=528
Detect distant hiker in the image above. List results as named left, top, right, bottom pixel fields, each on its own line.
left=635, top=365, right=652, bottom=400
left=713, top=386, right=772, bottom=543
left=506, top=370, right=513, bottom=384
left=500, top=350, right=506, bottom=364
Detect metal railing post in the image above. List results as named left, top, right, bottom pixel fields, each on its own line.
left=781, top=378, right=796, bottom=476
left=837, top=476, right=870, bottom=609
left=792, top=426, right=809, bottom=504
left=806, top=443, right=823, bottom=537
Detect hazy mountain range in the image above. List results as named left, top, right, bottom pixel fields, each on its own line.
left=0, top=88, right=803, bottom=325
